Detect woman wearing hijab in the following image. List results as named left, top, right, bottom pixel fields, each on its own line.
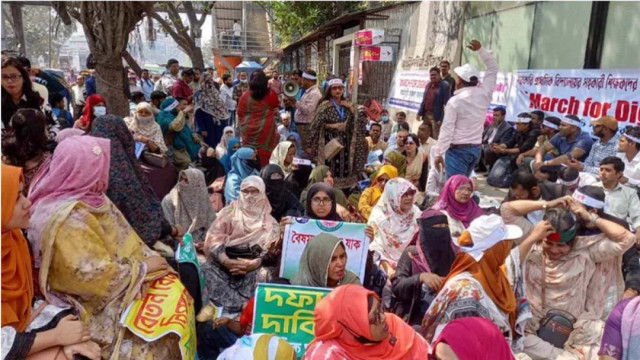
left=224, top=146, right=260, bottom=205
left=358, top=165, right=398, bottom=221
left=292, top=233, right=361, bottom=288
left=2, top=164, right=101, bottom=360
left=75, top=94, right=105, bottom=131
left=194, top=72, right=230, bottom=148
left=90, top=114, right=180, bottom=248
left=391, top=209, right=455, bottom=327
left=260, top=164, right=304, bottom=222
left=216, top=126, right=236, bottom=159
left=384, top=151, right=406, bottom=178
left=305, top=183, right=344, bottom=222
left=285, top=156, right=313, bottom=199
left=27, top=136, right=194, bottom=359
left=162, top=168, right=217, bottom=244
left=125, top=101, right=168, bottom=154
left=421, top=214, right=544, bottom=352
left=194, top=146, right=226, bottom=186
left=599, top=296, right=640, bottom=360
left=237, top=70, right=280, bottom=167
left=156, top=97, right=201, bottom=170
left=307, top=79, right=368, bottom=190
left=432, top=317, right=516, bottom=360
left=432, top=174, right=484, bottom=237
left=269, top=140, right=297, bottom=176
left=367, top=178, right=420, bottom=277
left=202, top=176, right=280, bottom=315
left=304, top=284, right=429, bottom=360
left=286, top=133, right=303, bottom=156
left=218, top=333, right=296, bottom=360
left=220, top=137, right=241, bottom=174
left=300, top=165, right=348, bottom=208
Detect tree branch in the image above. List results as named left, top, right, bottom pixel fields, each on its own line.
left=147, top=10, right=191, bottom=53
left=122, top=50, right=142, bottom=76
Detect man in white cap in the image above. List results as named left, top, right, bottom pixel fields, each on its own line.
left=434, top=40, right=498, bottom=179
left=295, top=69, right=322, bottom=148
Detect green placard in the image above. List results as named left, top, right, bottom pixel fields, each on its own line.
left=252, top=283, right=330, bottom=358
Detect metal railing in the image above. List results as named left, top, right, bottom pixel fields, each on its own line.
left=214, top=30, right=273, bottom=52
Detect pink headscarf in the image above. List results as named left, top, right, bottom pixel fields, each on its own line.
left=432, top=175, right=483, bottom=227
left=432, top=317, right=515, bottom=360
left=27, top=135, right=111, bottom=265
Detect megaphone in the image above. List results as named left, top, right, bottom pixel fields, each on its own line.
left=283, top=80, right=299, bottom=98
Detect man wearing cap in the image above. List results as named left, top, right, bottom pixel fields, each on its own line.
left=481, top=107, right=515, bottom=170
left=433, top=40, right=498, bottom=179
left=416, top=66, right=451, bottom=140
left=566, top=116, right=620, bottom=179
left=492, top=113, right=540, bottom=170
left=295, top=69, right=322, bottom=148
left=533, top=114, right=594, bottom=172
left=595, top=157, right=640, bottom=244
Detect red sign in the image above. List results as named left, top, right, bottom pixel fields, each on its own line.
left=361, top=46, right=393, bottom=62
left=354, top=29, right=384, bottom=46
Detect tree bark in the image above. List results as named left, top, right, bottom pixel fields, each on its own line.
left=9, top=4, right=26, bottom=56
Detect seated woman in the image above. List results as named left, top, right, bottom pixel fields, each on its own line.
left=162, top=168, right=217, bottom=245
left=216, top=126, right=236, bottom=159
left=432, top=174, right=484, bottom=238
left=2, top=164, right=100, bottom=360
left=156, top=97, right=200, bottom=170
left=501, top=196, right=636, bottom=359
left=358, top=164, right=398, bottom=221
left=125, top=102, right=176, bottom=199
left=220, top=138, right=241, bottom=174
left=304, top=284, right=429, bottom=360
left=285, top=156, right=313, bottom=200
left=403, top=134, right=428, bottom=191
left=384, top=150, right=406, bottom=178
left=286, top=132, right=303, bottom=156
left=432, top=317, right=516, bottom=360
left=305, top=183, right=349, bottom=222
left=75, top=94, right=105, bottom=131
left=599, top=295, right=639, bottom=360
left=193, top=146, right=226, bottom=186
left=224, top=146, right=259, bottom=205
left=368, top=178, right=420, bottom=278
left=300, top=165, right=349, bottom=208
left=292, top=233, right=361, bottom=287
left=27, top=136, right=195, bottom=358
left=260, top=164, right=304, bottom=222
left=202, top=176, right=279, bottom=316
left=1, top=109, right=52, bottom=196
left=392, top=209, right=455, bottom=328
left=422, top=214, right=548, bottom=351
left=269, top=140, right=296, bottom=176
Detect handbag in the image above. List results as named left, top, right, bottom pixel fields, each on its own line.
left=324, top=138, right=344, bottom=161
left=142, top=151, right=168, bottom=168
left=225, top=244, right=262, bottom=260
left=537, top=254, right=576, bottom=348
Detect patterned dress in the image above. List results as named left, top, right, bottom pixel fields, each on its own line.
left=308, top=100, right=367, bottom=189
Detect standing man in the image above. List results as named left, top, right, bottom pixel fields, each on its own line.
left=295, top=69, right=322, bottom=149
left=232, top=71, right=249, bottom=104
left=232, top=20, right=242, bottom=49
left=291, top=70, right=305, bottom=100
left=155, top=59, right=180, bottom=94
left=440, top=60, right=455, bottom=96
left=416, top=67, right=450, bottom=140
left=71, top=74, right=86, bottom=119
left=220, top=74, right=237, bottom=127
left=434, top=40, right=498, bottom=179
left=170, top=68, right=194, bottom=103
left=138, top=69, right=154, bottom=101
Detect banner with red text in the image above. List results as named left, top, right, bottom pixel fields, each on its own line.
left=361, top=46, right=393, bottom=62
left=279, top=219, right=368, bottom=280
left=354, top=29, right=384, bottom=46
left=121, top=274, right=196, bottom=360
left=506, top=69, right=640, bottom=129
left=388, top=70, right=431, bottom=111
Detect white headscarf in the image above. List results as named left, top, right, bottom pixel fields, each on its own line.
left=125, top=102, right=168, bottom=153
left=216, top=126, right=236, bottom=159
left=367, top=177, right=420, bottom=265
left=269, top=141, right=296, bottom=176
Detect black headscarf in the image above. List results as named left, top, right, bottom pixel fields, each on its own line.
left=261, top=164, right=304, bottom=221
left=285, top=158, right=313, bottom=199
left=195, top=147, right=226, bottom=185
left=411, top=209, right=455, bottom=277
left=304, top=183, right=341, bottom=221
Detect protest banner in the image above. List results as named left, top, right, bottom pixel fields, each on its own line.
left=354, top=29, right=384, bottom=46
left=121, top=273, right=197, bottom=360
left=506, top=69, right=640, bottom=131
left=480, top=71, right=514, bottom=125
left=252, top=283, right=330, bottom=358
left=361, top=46, right=393, bottom=62
left=279, top=218, right=368, bottom=280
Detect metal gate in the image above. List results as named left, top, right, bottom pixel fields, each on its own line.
left=357, top=28, right=401, bottom=105
left=337, top=42, right=351, bottom=79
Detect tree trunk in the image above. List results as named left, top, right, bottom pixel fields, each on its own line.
left=9, top=4, right=26, bottom=56
left=190, top=45, right=205, bottom=70
left=94, top=56, right=130, bottom=117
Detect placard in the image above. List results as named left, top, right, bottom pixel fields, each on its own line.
left=361, top=46, right=393, bottom=62
left=354, top=29, right=384, bottom=46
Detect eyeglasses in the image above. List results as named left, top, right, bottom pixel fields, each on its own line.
left=311, top=197, right=331, bottom=205
left=2, top=74, right=22, bottom=83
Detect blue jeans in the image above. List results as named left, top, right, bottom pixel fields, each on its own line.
left=228, top=111, right=236, bottom=128
left=445, top=146, right=481, bottom=179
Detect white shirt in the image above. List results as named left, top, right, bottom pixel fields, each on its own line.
left=619, top=151, right=640, bottom=188
left=233, top=23, right=242, bottom=37
left=220, top=84, right=236, bottom=111
left=596, top=181, right=640, bottom=229
left=71, top=84, right=85, bottom=106
left=154, top=74, right=179, bottom=94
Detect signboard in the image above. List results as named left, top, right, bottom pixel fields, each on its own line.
left=252, top=283, right=330, bottom=359
left=279, top=219, right=368, bottom=281
left=354, top=29, right=384, bottom=46
left=506, top=69, right=640, bottom=129
left=361, top=46, right=393, bottom=62
left=121, top=274, right=197, bottom=360
left=480, top=71, right=514, bottom=125
left=388, top=70, right=431, bottom=111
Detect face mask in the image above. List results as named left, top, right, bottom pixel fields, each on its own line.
left=381, top=116, right=389, bottom=123
left=137, top=115, right=154, bottom=124
left=246, top=159, right=260, bottom=170
left=241, top=79, right=248, bottom=83
left=93, top=106, right=106, bottom=117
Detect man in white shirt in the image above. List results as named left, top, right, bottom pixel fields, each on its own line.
left=154, top=58, right=180, bottom=94
left=138, top=69, right=155, bottom=101
left=71, top=75, right=86, bottom=119
left=418, top=122, right=437, bottom=163
left=220, top=74, right=237, bottom=126
left=619, top=126, right=640, bottom=188
left=232, top=20, right=242, bottom=49
left=595, top=156, right=640, bottom=244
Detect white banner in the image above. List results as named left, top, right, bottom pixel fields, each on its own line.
left=388, top=70, right=430, bottom=111
left=506, top=69, right=640, bottom=129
